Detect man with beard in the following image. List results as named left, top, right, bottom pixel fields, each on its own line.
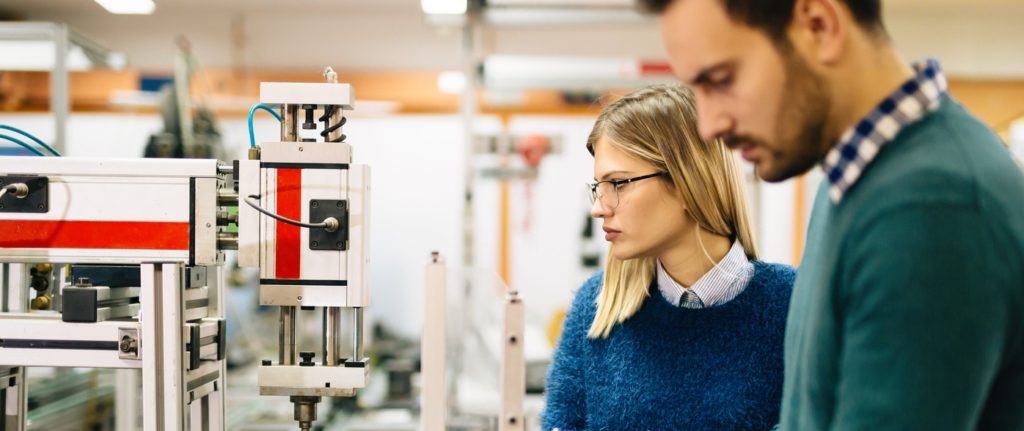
left=639, top=0, right=1024, bottom=429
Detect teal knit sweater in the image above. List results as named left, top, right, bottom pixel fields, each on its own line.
left=781, top=95, right=1024, bottom=430
left=544, top=261, right=795, bottom=430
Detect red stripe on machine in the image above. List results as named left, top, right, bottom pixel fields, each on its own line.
left=0, top=220, right=189, bottom=250
left=275, top=168, right=302, bottom=279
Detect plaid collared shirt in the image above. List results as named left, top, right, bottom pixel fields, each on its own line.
left=822, top=58, right=948, bottom=202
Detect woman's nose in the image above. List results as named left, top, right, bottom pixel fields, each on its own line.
left=591, top=198, right=611, bottom=218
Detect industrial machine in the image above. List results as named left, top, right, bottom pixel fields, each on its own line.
left=0, top=68, right=369, bottom=431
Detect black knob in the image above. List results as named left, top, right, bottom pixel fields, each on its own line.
left=30, top=276, right=49, bottom=292
left=299, top=351, right=316, bottom=366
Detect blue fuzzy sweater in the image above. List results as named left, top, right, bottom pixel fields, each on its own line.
left=542, top=261, right=795, bottom=431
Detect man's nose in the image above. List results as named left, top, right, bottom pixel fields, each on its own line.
left=696, top=97, right=733, bottom=142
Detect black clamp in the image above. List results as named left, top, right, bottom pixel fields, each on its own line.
left=299, top=351, right=316, bottom=367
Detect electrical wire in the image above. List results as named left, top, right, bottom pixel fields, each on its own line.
left=0, top=134, right=45, bottom=156
left=248, top=103, right=283, bottom=148
left=243, top=194, right=338, bottom=230
left=0, top=183, right=27, bottom=200
left=0, top=125, right=60, bottom=156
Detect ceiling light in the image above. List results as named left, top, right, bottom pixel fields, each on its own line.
left=94, top=0, right=156, bottom=15
left=421, top=0, right=467, bottom=14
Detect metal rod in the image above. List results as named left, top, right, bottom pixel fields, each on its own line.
left=352, top=307, right=364, bottom=360
left=324, top=68, right=344, bottom=143
left=327, top=105, right=344, bottom=142
left=323, top=307, right=341, bottom=366
left=216, top=192, right=239, bottom=207
left=216, top=233, right=238, bottom=250
left=279, top=306, right=297, bottom=365
left=281, top=104, right=299, bottom=142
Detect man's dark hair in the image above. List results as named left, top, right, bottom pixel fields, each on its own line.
left=639, top=0, right=885, bottom=41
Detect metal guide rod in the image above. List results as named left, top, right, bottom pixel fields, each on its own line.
left=279, top=306, right=296, bottom=365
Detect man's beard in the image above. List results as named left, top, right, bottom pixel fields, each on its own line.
left=726, top=46, right=834, bottom=183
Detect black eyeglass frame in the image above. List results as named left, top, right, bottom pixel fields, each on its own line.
left=588, top=171, right=667, bottom=208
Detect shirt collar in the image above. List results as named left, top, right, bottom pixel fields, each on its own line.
left=821, top=58, right=948, bottom=203
left=656, top=240, right=754, bottom=309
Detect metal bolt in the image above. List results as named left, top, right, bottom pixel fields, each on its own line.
left=298, top=147, right=304, bottom=152
left=206, top=222, right=212, bottom=228
left=337, top=202, right=344, bottom=208
left=311, top=241, right=319, bottom=247
left=37, top=204, right=43, bottom=209
left=119, top=335, right=137, bottom=354
left=336, top=242, right=343, bottom=249
left=311, top=201, right=318, bottom=208
left=30, top=296, right=51, bottom=310
left=509, top=336, right=518, bottom=345
left=509, top=416, right=518, bottom=425
left=297, top=296, right=303, bottom=300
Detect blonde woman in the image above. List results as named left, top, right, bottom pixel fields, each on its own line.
left=543, top=85, right=795, bottom=431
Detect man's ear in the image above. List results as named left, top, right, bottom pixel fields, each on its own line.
left=790, top=0, right=847, bottom=65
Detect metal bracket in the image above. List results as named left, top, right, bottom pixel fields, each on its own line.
left=184, top=266, right=208, bottom=288
left=309, top=199, right=348, bottom=251
left=0, top=366, right=18, bottom=389
left=118, top=327, right=140, bottom=360
left=216, top=319, right=226, bottom=361
left=0, top=175, right=48, bottom=213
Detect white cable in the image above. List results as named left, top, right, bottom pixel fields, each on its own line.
left=0, top=183, right=27, bottom=200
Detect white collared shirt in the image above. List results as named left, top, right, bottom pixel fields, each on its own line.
left=656, top=240, right=754, bottom=309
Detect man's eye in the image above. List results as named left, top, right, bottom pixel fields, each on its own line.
left=708, top=75, right=732, bottom=89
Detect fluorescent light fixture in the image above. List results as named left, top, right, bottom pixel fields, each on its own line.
left=421, top=0, right=467, bottom=14
left=95, top=0, right=155, bottom=15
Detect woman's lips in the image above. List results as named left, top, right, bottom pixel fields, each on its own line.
left=603, top=228, right=621, bottom=241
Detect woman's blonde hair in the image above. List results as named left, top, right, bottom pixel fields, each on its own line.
left=586, top=84, right=758, bottom=339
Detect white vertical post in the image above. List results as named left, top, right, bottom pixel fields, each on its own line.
left=3, top=368, right=26, bottom=431
left=51, top=23, right=68, bottom=154
left=115, top=369, right=139, bottom=431
left=210, top=264, right=226, bottom=431
left=142, top=263, right=185, bottom=430
left=5, top=265, right=26, bottom=313
left=141, top=263, right=159, bottom=430
left=499, top=291, right=524, bottom=431
left=160, top=263, right=184, bottom=430
left=421, top=252, right=447, bottom=431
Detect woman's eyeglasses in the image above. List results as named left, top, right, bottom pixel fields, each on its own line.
left=587, top=172, right=666, bottom=209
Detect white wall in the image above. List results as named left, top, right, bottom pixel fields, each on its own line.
left=885, top=2, right=1024, bottom=78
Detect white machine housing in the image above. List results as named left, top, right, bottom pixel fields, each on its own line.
left=239, top=81, right=371, bottom=398
left=0, top=157, right=220, bottom=265
left=0, top=156, right=230, bottom=431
